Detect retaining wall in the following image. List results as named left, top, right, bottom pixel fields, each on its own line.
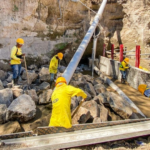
left=99, top=56, right=150, bottom=90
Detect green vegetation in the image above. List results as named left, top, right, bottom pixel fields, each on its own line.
left=13, top=4, right=19, bottom=12
left=55, top=43, right=68, bottom=50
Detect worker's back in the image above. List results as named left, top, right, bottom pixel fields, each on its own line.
left=49, top=83, right=87, bottom=128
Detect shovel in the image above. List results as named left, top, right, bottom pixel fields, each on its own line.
left=71, top=99, right=85, bottom=118
left=23, top=56, right=31, bottom=91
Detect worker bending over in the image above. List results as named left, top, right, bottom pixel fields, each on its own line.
left=49, top=53, right=63, bottom=84
left=49, top=77, right=87, bottom=128
left=119, top=58, right=130, bottom=83
left=10, top=38, right=25, bottom=85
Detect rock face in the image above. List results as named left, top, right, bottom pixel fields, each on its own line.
left=0, top=80, right=4, bottom=90
left=7, top=94, right=36, bottom=122
left=0, top=70, right=6, bottom=81
left=12, top=87, right=23, bottom=98
left=39, top=89, right=53, bottom=104
left=0, top=104, right=7, bottom=124
left=38, top=82, right=50, bottom=90
left=0, top=88, right=13, bottom=107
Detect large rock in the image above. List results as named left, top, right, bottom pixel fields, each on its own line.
left=72, top=106, right=91, bottom=124
left=94, top=84, right=107, bottom=95
left=7, top=94, right=36, bottom=122
left=25, top=89, right=39, bottom=104
left=0, top=80, right=4, bottom=90
left=22, top=70, right=38, bottom=84
left=98, top=104, right=108, bottom=122
left=82, top=100, right=99, bottom=119
left=71, top=97, right=78, bottom=112
left=12, top=87, right=23, bottom=98
left=6, top=73, right=13, bottom=83
left=39, top=89, right=53, bottom=104
left=93, top=77, right=104, bottom=86
left=0, top=121, right=22, bottom=135
left=93, top=117, right=102, bottom=123
left=38, top=82, right=50, bottom=90
left=108, top=92, right=133, bottom=119
left=83, top=75, right=94, bottom=85
left=58, top=65, right=66, bottom=73
left=93, top=93, right=109, bottom=105
left=39, top=67, right=50, bottom=82
left=0, top=70, right=6, bottom=81
left=84, top=82, right=96, bottom=98
left=0, top=88, right=13, bottom=107
left=0, top=104, right=7, bottom=124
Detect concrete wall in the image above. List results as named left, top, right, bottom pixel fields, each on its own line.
left=98, top=56, right=150, bottom=90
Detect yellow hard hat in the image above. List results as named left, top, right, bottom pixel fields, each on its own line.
left=16, top=38, right=24, bottom=45
left=57, top=53, right=63, bottom=60
left=139, top=66, right=143, bottom=69
left=124, top=58, right=129, bottom=63
left=55, top=77, right=67, bottom=86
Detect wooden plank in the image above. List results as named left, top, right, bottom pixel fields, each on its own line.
left=0, top=131, right=33, bottom=140
left=37, top=118, right=150, bottom=135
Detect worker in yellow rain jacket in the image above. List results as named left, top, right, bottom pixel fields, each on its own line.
left=10, top=38, right=25, bottom=85
left=49, top=53, right=63, bottom=85
left=119, top=58, right=130, bottom=83
left=49, top=77, right=87, bottom=128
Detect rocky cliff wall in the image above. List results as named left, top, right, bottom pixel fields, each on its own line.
left=0, top=0, right=149, bottom=68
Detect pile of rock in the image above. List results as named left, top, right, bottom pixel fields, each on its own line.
left=0, top=63, right=143, bottom=135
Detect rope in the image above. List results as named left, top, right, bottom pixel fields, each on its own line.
left=78, top=0, right=97, bottom=14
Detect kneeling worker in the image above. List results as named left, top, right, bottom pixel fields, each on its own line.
left=119, top=58, right=130, bottom=83
left=49, top=53, right=63, bottom=84
left=49, top=77, right=87, bottom=128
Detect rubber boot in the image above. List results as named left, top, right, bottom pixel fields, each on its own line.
left=121, top=78, right=124, bottom=84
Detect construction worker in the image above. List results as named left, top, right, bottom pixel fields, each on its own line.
left=119, top=58, right=130, bottom=83
left=10, top=38, right=25, bottom=85
left=49, top=53, right=63, bottom=84
left=49, top=77, right=87, bottom=128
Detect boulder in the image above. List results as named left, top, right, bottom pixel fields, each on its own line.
left=76, top=81, right=86, bottom=89
left=84, top=91, right=92, bottom=101
left=28, top=64, right=38, bottom=70
left=58, top=65, right=66, bottom=73
left=82, top=100, right=99, bottom=119
left=39, top=67, right=50, bottom=82
left=94, top=84, right=107, bottom=95
left=38, top=82, right=50, bottom=90
left=84, top=82, right=96, bottom=98
left=0, top=121, right=22, bottom=135
left=98, top=104, right=108, bottom=122
left=108, top=92, right=133, bottom=119
left=25, top=89, right=39, bottom=104
left=22, top=70, right=38, bottom=84
left=0, top=80, right=4, bottom=90
left=12, top=87, right=23, bottom=98
left=0, top=104, right=7, bottom=124
left=0, top=70, right=6, bottom=81
left=39, top=89, right=53, bottom=104
left=83, top=75, right=94, bottom=85
left=93, top=93, right=109, bottom=105
left=6, top=73, right=13, bottom=83
left=0, top=88, right=13, bottom=107
left=72, top=106, right=91, bottom=124
left=7, top=94, right=36, bottom=122
left=93, top=78, right=104, bottom=85
left=2, top=81, right=8, bottom=88
left=93, top=117, right=102, bottom=123
left=71, top=97, right=78, bottom=111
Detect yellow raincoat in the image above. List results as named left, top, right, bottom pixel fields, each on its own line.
left=119, top=61, right=129, bottom=71
left=10, top=46, right=22, bottom=65
left=49, top=83, right=87, bottom=128
left=49, top=55, right=59, bottom=74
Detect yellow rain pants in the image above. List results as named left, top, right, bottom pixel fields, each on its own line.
left=49, top=83, right=87, bottom=128
left=49, top=55, right=58, bottom=74
left=10, top=46, right=22, bottom=65
left=119, top=61, right=129, bottom=71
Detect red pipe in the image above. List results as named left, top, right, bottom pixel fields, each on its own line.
left=103, top=44, right=106, bottom=57
left=135, top=45, right=140, bottom=68
left=120, top=44, right=123, bottom=62
left=111, top=44, right=114, bottom=60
